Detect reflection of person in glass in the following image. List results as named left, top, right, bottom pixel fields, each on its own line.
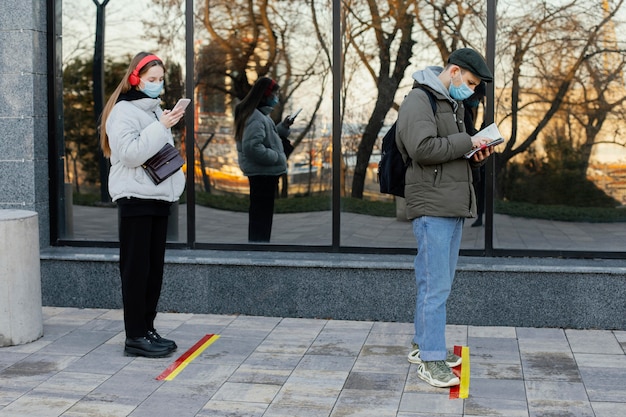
left=234, top=77, right=293, bottom=242
left=99, top=52, right=185, bottom=358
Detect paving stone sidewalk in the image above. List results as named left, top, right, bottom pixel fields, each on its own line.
left=0, top=307, right=625, bottom=416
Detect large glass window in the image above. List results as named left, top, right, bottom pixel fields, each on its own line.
left=54, top=0, right=626, bottom=257
left=191, top=0, right=332, bottom=246
left=491, top=0, right=626, bottom=254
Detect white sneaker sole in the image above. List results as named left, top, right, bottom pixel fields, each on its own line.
left=416, top=367, right=460, bottom=388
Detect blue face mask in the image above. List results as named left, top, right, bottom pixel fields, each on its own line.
left=140, top=80, right=163, bottom=98
left=448, top=73, right=474, bottom=101
left=266, top=95, right=279, bottom=108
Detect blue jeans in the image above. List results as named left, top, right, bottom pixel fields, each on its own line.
left=412, top=216, right=464, bottom=361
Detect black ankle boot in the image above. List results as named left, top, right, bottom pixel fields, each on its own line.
left=125, top=336, right=174, bottom=358
left=147, top=330, right=177, bottom=351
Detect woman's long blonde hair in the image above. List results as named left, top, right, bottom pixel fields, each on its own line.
left=99, top=52, right=164, bottom=157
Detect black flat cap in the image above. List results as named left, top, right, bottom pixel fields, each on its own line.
left=447, top=48, right=493, bottom=83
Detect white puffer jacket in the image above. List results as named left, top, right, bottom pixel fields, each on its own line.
left=106, top=97, right=185, bottom=202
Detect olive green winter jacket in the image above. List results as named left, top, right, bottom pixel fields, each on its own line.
left=396, top=67, right=481, bottom=221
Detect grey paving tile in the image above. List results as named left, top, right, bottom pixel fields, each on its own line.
left=446, top=325, right=469, bottom=347
left=224, top=315, right=282, bottom=333
left=398, top=392, right=464, bottom=415
left=163, top=363, right=237, bottom=389
left=38, top=329, right=117, bottom=356
left=191, top=335, right=259, bottom=365
left=527, top=401, right=594, bottom=417
left=263, top=403, right=332, bottom=417
left=228, top=351, right=302, bottom=385
left=322, top=320, right=373, bottom=332
left=343, top=371, right=406, bottom=391
left=78, top=318, right=123, bottom=333
left=525, top=380, right=589, bottom=402
left=518, top=337, right=572, bottom=355
left=397, top=414, right=463, bottom=417
left=211, top=381, right=282, bottom=403
left=573, top=352, right=626, bottom=369
left=31, top=371, right=109, bottom=395
left=463, top=396, right=529, bottom=417
left=297, top=354, right=356, bottom=372
left=309, top=330, right=369, bottom=356
left=272, top=370, right=347, bottom=408
left=0, top=353, right=79, bottom=387
left=63, top=343, right=133, bottom=374
left=0, top=351, right=29, bottom=371
left=0, top=332, right=55, bottom=354
left=591, top=401, right=626, bottom=417
left=565, top=329, right=624, bottom=354
left=468, top=326, right=517, bottom=338
left=227, top=367, right=292, bottom=385
left=516, top=327, right=566, bottom=340
left=331, top=389, right=402, bottom=417
left=578, top=366, right=626, bottom=402
left=470, top=359, right=523, bottom=379
left=0, top=392, right=79, bottom=417
left=196, top=400, right=268, bottom=417
left=0, top=385, right=32, bottom=408
left=469, top=378, right=526, bottom=401
left=85, top=362, right=167, bottom=407
left=520, top=352, right=581, bottom=382
left=363, top=332, right=411, bottom=349
left=352, top=344, right=410, bottom=374
left=614, top=330, right=626, bottom=352
left=62, top=400, right=136, bottom=417
left=370, top=321, right=413, bottom=335
left=128, top=384, right=213, bottom=417
left=182, top=313, right=238, bottom=327
left=47, top=307, right=108, bottom=321
left=467, top=336, right=521, bottom=363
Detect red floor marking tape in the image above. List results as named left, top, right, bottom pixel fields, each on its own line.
left=156, top=334, right=220, bottom=381
left=449, top=345, right=470, bottom=399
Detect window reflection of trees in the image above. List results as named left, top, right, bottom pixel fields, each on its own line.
left=59, top=0, right=626, bottom=252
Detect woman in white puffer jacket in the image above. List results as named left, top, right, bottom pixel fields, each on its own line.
left=99, top=52, right=185, bottom=358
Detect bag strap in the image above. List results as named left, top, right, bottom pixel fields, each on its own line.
left=415, top=86, right=437, bottom=116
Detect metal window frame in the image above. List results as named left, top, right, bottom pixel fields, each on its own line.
left=47, top=0, right=626, bottom=259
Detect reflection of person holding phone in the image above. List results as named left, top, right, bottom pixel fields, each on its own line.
left=234, top=77, right=292, bottom=242
left=99, top=51, right=185, bottom=358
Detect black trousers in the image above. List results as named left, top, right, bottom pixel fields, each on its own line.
left=118, top=213, right=169, bottom=338
left=248, top=175, right=279, bottom=242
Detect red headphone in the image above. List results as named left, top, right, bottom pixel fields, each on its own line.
left=128, top=54, right=161, bottom=86
left=264, top=79, right=277, bottom=97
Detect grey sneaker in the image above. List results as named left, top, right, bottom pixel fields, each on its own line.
left=408, top=342, right=462, bottom=368
left=417, top=360, right=460, bottom=388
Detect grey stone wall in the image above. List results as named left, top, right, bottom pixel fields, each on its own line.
left=0, top=0, right=50, bottom=246
left=40, top=248, right=626, bottom=330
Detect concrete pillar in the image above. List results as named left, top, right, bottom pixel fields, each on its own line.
left=0, top=210, right=43, bottom=346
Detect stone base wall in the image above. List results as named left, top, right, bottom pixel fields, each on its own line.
left=40, top=248, right=626, bottom=330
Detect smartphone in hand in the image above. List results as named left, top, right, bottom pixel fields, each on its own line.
left=172, top=98, right=191, bottom=113
left=286, top=108, right=302, bottom=123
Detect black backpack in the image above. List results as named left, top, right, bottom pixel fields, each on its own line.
left=378, top=87, right=437, bottom=197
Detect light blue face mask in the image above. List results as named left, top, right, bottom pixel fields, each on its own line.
left=140, top=80, right=163, bottom=98
left=448, top=73, right=474, bottom=101
left=266, top=95, right=279, bottom=108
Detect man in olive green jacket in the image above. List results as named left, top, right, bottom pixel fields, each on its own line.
left=396, top=48, right=495, bottom=388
